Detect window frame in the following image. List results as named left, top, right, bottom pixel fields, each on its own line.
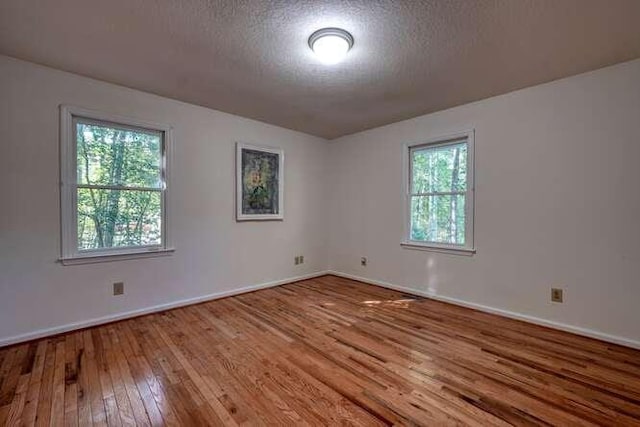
left=59, top=105, right=174, bottom=265
left=401, top=130, right=475, bottom=255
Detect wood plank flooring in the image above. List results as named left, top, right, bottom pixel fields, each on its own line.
left=1, top=275, right=640, bottom=426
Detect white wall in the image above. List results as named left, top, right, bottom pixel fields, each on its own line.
left=328, top=59, right=640, bottom=346
left=0, top=55, right=328, bottom=344
left=2, top=54, right=640, bottom=349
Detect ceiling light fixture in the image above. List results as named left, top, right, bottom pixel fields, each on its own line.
left=308, top=28, right=354, bottom=65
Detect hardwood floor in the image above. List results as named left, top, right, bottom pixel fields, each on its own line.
left=1, top=275, right=640, bottom=426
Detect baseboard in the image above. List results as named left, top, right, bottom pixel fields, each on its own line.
left=327, top=270, right=640, bottom=350
left=7, top=270, right=639, bottom=351
left=0, top=270, right=330, bottom=348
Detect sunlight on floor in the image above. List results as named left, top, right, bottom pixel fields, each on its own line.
left=362, top=298, right=418, bottom=309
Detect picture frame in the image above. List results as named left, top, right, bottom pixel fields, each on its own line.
left=236, top=142, right=284, bottom=221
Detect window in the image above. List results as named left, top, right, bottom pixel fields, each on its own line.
left=403, top=131, right=475, bottom=253
left=60, top=106, right=173, bottom=264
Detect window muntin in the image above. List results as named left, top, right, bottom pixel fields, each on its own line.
left=406, top=134, right=474, bottom=251
left=61, top=106, right=170, bottom=262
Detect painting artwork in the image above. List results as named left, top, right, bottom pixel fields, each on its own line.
left=236, top=143, right=284, bottom=220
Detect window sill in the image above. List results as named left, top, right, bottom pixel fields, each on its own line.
left=400, top=242, right=475, bottom=256
left=60, top=248, right=175, bottom=265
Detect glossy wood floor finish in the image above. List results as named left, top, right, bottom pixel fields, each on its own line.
left=1, top=276, right=640, bottom=426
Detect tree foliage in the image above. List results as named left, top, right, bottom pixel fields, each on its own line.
left=411, top=142, right=467, bottom=244
left=76, top=122, right=162, bottom=250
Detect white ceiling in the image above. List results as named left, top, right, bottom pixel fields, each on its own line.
left=1, top=0, right=640, bottom=139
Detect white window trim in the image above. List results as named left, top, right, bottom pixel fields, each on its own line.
left=401, top=130, right=476, bottom=255
left=59, top=105, right=175, bottom=265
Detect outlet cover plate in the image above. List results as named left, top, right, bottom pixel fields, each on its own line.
left=113, top=282, right=124, bottom=296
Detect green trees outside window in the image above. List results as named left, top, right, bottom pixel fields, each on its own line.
left=410, top=141, right=468, bottom=245
left=75, top=120, right=163, bottom=250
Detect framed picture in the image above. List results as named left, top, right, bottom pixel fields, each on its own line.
left=236, top=143, right=284, bottom=221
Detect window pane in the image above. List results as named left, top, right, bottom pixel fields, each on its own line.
left=410, top=194, right=465, bottom=244
left=411, top=142, right=467, bottom=193
left=76, top=121, right=162, bottom=188
left=77, top=188, right=162, bottom=250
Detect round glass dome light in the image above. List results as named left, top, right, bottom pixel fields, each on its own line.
left=308, top=28, right=354, bottom=65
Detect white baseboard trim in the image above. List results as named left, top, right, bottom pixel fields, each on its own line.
left=0, top=270, right=330, bottom=348
left=327, top=270, right=640, bottom=350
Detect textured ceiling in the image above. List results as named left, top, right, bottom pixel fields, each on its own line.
left=1, top=1, right=640, bottom=139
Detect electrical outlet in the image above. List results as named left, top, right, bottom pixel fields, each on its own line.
left=113, top=282, right=124, bottom=296
left=299, top=255, right=304, bottom=264
left=361, top=257, right=367, bottom=266
left=551, top=288, right=563, bottom=303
